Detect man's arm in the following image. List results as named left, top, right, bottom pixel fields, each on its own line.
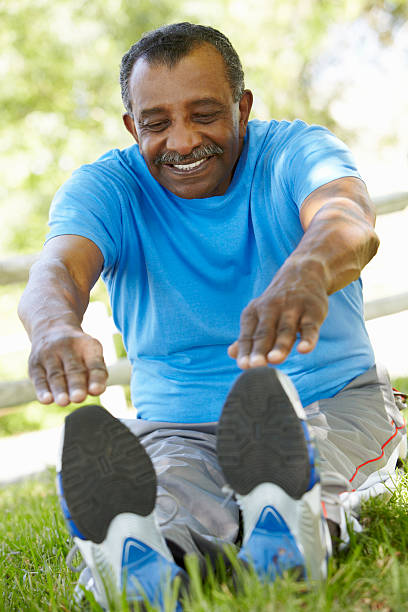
left=18, top=235, right=108, bottom=406
left=228, top=176, right=379, bottom=368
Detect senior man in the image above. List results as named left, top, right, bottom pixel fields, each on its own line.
left=19, top=22, right=406, bottom=610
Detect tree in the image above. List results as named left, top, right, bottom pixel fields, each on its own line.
left=0, top=0, right=177, bottom=253
left=1, top=0, right=406, bottom=253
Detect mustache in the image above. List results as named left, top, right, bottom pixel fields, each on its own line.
left=154, top=143, right=224, bottom=166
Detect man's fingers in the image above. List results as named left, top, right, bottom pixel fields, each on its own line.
left=232, top=304, right=324, bottom=368
left=227, top=340, right=239, bottom=359
left=248, top=312, right=279, bottom=367
left=232, top=274, right=328, bottom=368
left=82, top=339, right=108, bottom=395
left=29, top=363, right=54, bottom=404
left=297, top=318, right=321, bottom=353
left=30, top=353, right=70, bottom=405
left=62, top=339, right=107, bottom=400
left=28, top=333, right=108, bottom=406
left=87, top=363, right=108, bottom=395
left=43, top=356, right=70, bottom=406
left=236, top=306, right=258, bottom=369
left=266, top=314, right=299, bottom=364
left=64, top=355, right=91, bottom=403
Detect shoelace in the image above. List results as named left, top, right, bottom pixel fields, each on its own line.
left=66, top=543, right=86, bottom=573
left=65, top=491, right=181, bottom=572
left=154, top=491, right=180, bottom=526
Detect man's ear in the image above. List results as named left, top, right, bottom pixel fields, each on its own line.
left=123, top=113, right=139, bottom=143
left=238, top=90, right=253, bottom=139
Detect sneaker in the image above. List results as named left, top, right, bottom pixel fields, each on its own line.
left=216, top=367, right=331, bottom=582
left=56, top=404, right=185, bottom=611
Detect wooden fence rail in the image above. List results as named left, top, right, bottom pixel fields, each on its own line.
left=364, top=292, right=408, bottom=321
left=0, top=253, right=39, bottom=286
left=373, top=192, right=408, bottom=215
left=0, top=191, right=407, bottom=410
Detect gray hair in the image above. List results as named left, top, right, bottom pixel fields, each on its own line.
left=120, top=22, right=245, bottom=115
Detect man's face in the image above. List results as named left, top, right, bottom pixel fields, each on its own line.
left=123, top=44, right=253, bottom=199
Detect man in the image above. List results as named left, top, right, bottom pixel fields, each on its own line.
left=19, top=22, right=406, bottom=610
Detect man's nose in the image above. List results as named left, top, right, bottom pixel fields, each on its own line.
left=165, top=121, right=202, bottom=155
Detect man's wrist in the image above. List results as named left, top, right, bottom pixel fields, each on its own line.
left=30, top=320, right=84, bottom=345
left=282, top=254, right=332, bottom=295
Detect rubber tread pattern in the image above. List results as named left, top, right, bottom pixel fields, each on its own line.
left=61, top=404, right=157, bottom=543
left=216, top=368, right=311, bottom=499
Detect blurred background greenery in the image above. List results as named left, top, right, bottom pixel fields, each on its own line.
left=2, top=0, right=408, bottom=253
left=0, top=0, right=407, bottom=440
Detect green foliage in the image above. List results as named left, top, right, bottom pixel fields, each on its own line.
left=0, top=402, right=71, bottom=437
left=0, top=0, right=177, bottom=254
left=0, top=389, right=135, bottom=437
left=2, top=466, right=408, bottom=610
left=0, top=396, right=101, bottom=437
left=393, top=376, right=408, bottom=395
left=2, top=0, right=408, bottom=255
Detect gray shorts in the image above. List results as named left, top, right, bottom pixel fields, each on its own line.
left=121, top=363, right=406, bottom=558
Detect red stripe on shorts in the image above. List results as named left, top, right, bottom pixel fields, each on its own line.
left=349, top=420, right=406, bottom=484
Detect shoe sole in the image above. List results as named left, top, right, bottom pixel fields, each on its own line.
left=60, top=404, right=157, bottom=544
left=216, top=367, right=311, bottom=498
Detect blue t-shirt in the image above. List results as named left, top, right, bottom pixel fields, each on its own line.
left=47, top=119, right=375, bottom=421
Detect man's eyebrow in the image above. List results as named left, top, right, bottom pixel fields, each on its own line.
left=139, top=107, right=166, bottom=121
left=189, top=98, right=226, bottom=109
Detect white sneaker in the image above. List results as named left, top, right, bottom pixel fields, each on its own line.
left=216, top=367, right=331, bottom=582
left=56, top=404, right=186, bottom=610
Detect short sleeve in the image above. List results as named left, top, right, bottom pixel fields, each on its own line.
left=283, top=123, right=361, bottom=209
left=46, top=164, right=123, bottom=273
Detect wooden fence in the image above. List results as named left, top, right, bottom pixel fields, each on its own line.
left=0, top=191, right=407, bottom=410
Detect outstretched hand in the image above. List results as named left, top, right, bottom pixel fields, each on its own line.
left=228, top=263, right=328, bottom=368
left=28, top=328, right=108, bottom=406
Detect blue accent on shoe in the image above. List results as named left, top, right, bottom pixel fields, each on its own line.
left=121, top=537, right=183, bottom=611
left=56, top=472, right=86, bottom=540
left=238, top=505, right=305, bottom=580
left=301, top=421, right=320, bottom=490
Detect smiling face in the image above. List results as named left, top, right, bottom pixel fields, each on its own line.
left=123, top=44, right=253, bottom=199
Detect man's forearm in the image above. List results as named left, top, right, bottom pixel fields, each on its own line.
left=18, top=258, right=89, bottom=340
left=18, top=236, right=107, bottom=406
left=286, top=198, right=379, bottom=296
left=229, top=191, right=379, bottom=368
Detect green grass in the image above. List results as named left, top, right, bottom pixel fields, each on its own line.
left=2, top=466, right=408, bottom=611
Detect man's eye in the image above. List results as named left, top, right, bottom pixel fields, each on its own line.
left=143, top=121, right=168, bottom=132
left=194, top=113, right=218, bottom=123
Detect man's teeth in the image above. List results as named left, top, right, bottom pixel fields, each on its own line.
left=172, top=158, right=207, bottom=171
